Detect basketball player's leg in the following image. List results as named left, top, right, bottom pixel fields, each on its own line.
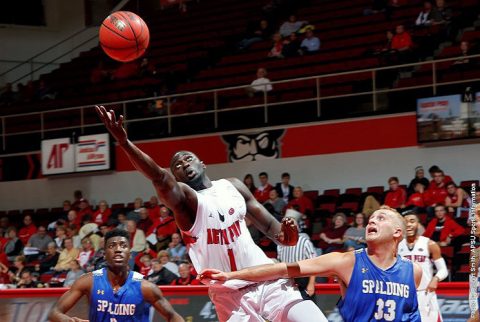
left=208, top=285, right=264, bottom=322
left=417, top=291, right=443, bottom=322
left=285, top=300, right=328, bottom=322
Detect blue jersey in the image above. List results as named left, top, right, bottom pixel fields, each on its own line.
left=89, top=268, right=151, bottom=322
left=338, top=248, right=420, bottom=322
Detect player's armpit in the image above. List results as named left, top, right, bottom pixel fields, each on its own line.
left=142, top=281, right=184, bottom=322
left=413, top=263, right=423, bottom=289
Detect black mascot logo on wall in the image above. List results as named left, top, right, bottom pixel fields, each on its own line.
left=222, top=130, right=284, bottom=162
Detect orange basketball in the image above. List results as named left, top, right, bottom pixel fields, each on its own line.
left=99, top=11, right=150, bottom=62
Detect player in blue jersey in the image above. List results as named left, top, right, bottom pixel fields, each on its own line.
left=48, top=229, right=183, bottom=322
left=200, top=206, right=423, bottom=322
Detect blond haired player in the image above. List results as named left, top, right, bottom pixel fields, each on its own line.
left=398, top=211, right=448, bottom=321
left=200, top=206, right=423, bottom=321
left=96, top=106, right=327, bottom=322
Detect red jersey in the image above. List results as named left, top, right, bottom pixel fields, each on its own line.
left=384, top=188, right=407, bottom=208
left=254, top=184, right=273, bottom=203
left=287, top=196, right=314, bottom=214
left=406, top=192, right=425, bottom=207
left=428, top=175, right=454, bottom=190
left=424, top=186, right=448, bottom=206
left=148, top=205, right=161, bottom=221
left=18, top=224, right=37, bottom=245
left=152, top=216, right=177, bottom=238
left=92, top=208, right=112, bottom=225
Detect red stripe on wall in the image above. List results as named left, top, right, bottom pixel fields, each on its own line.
left=282, top=115, right=417, bottom=157
left=116, top=136, right=228, bottom=171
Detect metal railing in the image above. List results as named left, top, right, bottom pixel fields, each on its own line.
left=1, top=53, right=480, bottom=153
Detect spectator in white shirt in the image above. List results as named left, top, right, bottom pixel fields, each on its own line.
left=247, top=68, right=272, bottom=97
left=300, top=29, right=320, bottom=55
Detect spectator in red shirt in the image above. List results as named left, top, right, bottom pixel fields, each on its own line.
left=405, top=182, right=426, bottom=212
left=428, top=166, right=454, bottom=189
left=92, top=200, right=111, bottom=225
left=424, top=204, right=464, bottom=246
left=71, top=190, right=84, bottom=211
left=391, top=24, right=413, bottom=64
left=425, top=169, right=449, bottom=208
left=317, top=212, right=349, bottom=253
left=138, top=207, right=154, bottom=235
left=151, top=205, right=178, bottom=251
left=254, top=172, right=273, bottom=203
left=445, top=182, right=471, bottom=217
left=286, top=186, right=314, bottom=216
left=77, top=199, right=93, bottom=222
left=384, top=177, right=407, bottom=209
left=18, top=215, right=37, bottom=246
left=147, top=196, right=161, bottom=220
left=67, top=210, right=82, bottom=229
left=171, top=263, right=200, bottom=285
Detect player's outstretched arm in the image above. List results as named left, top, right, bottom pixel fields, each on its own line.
left=142, top=281, right=184, bottom=322
left=95, top=105, right=196, bottom=231
left=200, top=251, right=353, bottom=283
left=228, top=177, right=298, bottom=246
left=48, top=274, right=91, bottom=322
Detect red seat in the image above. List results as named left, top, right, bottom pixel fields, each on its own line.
left=303, top=190, right=319, bottom=203
left=345, top=188, right=362, bottom=196
left=317, top=203, right=336, bottom=213
left=338, top=202, right=359, bottom=212
left=366, top=186, right=385, bottom=194
left=460, top=180, right=479, bottom=189
left=323, top=189, right=340, bottom=197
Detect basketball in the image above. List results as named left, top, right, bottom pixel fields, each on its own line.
left=99, top=11, right=150, bottom=62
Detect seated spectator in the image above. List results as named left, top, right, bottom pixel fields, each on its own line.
left=26, top=225, right=53, bottom=260
left=35, top=80, right=55, bottom=101
left=111, top=61, right=139, bottom=80
left=151, top=205, right=177, bottom=251
left=18, top=215, right=37, bottom=246
left=279, top=15, right=308, bottom=37
left=405, top=182, right=427, bottom=213
left=137, top=207, right=153, bottom=234
left=374, top=30, right=394, bottom=63
left=286, top=187, right=314, bottom=216
left=423, top=204, right=464, bottom=247
left=453, top=41, right=476, bottom=68
left=243, top=174, right=257, bottom=194
left=5, top=227, right=23, bottom=261
left=168, top=233, right=186, bottom=265
left=391, top=24, right=413, bottom=63
left=66, top=224, right=81, bottom=249
left=63, top=260, right=84, bottom=287
left=407, top=166, right=430, bottom=194
left=268, top=32, right=284, bottom=58
left=343, top=213, right=367, bottom=250
left=282, top=32, right=301, bottom=57
left=157, top=250, right=179, bottom=276
left=93, top=200, right=111, bottom=225
left=126, top=219, right=146, bottom=268
left=431, top=0, right=452, bottom=28
left=146, top=259, right=177, bottom=285
left=424, top=168, right=449, bottom=216
left=85, top=237, right=106, bottom=272
left=77, top=199, right=93, bottom=222
left=71, top=190, right=85, bottom=211
left=384, top=177, right=407, bottom=209
left=54, top=226, right=67, bottom=249
left=138, top=254, right=153, bottom=276
left=116, top=211, right=128, bottom=230
left=275, top=172, right=294, bottom=203
left=254, top=171, right=274, bottom=203
left=54, top=238, right=80, bottom=272
left=77, top=237, right=95, bottom=269
left=428, top=165, right=454, bottom=188
left=299, top=28, right=320, bottom=55
left=16, top=270, right=41, bottom=288
left=445, top=182, right=471, bottom=217
left=171, top=263, right=201, bottom=285
left=264, top=189, right=286, bottom=220
left=7, top=255, right=28, bottom=285
left=237, top=19, right=273, bottom=51
left=317, top=212, right=349, bottom=253
left=247, top=68, right=273, bottom=97
left=67, top=210, right=81, bottom=229
left=415, top=1, right=433, bottom=28
left=147, top=196, right=161, bottom=220
left=35, top=242, right=59, bottom=274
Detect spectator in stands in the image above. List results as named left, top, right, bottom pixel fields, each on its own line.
left=0, top=83, right=15, bottom=107
left=405, top=182, right=427, bottom=213
left=254, top=171, right=274, bottom=203
left=77, top=199, right=93, bottom=223
left=428, top=165, right=454, bottom=187
left=407, top=166, right=430, bottom=194
left=247, top=68, right=273, bottom=97
left=275, top=172, right=294, bottom=203
left=424, top=204, right=464, bottom=246
left=71, top=190, right=85, bottom=210
left=18, top=215, right=37, bottom=246
left=425, top=169, right=449, bottom=217
left=167, top=233, right=186, bottom=265
left=431, top=0, right=453, bottom=40
left=63, top=259, right=84, bottom=287
left=66, top=224, right=81, bottom=249
left=67, top=210, right=81, bottom=229
left=415, top=1, right=434, bottom=27
left=85, top=237, right=106, bottom=272
left=374, top=30, right=394, bottom=65
left=26, top=225, right=53, bottom=258
left=137, top=207, right=153, bottom=234
left=243, top=174, right=257, bottom=194
left=54, top=237, right=80, bottom=272
left=126, top=219, right=146, bottom=268
left=286, top=186, right=314, bottom=216
left=54, top=226, right=67, bottom=249
left=151, top=204, right=177, bottom=251
left=5, top=227, right=23, bottom=261
left=279, top=15, right=308, bottom=37
left=92, top=200, right=111, bottom=225
left=35, top=80, right=55, bottom=101
left=148, top=196, right=161, bottom=220
left=391, top=24, right=413, bottom=64
left=452, top=41, right=475, bottom=69
left=343, top=213, right=367, bottom=250
left=77, top=237, right=95, bottom=269
left=0, top=240, right=9, bottom=283
left=90, top=61, right=111, bottom=84
left=317, top=212, right=349, bottom=253
left=146, top=258, right=177, bottom=285
left=299, top=28, right=320, bottom=55
left=171, top=263, right=201, bottom=285
left=16, top=270, right=40, bottom=288
left=116, top=211, right=128, bottom=230
left=7, top=255, right=28, bottom=284
left=237, top=19, right=273, bottom=51
left=138, top=254, right=153, bottom=276
left=264, top=189, right=287, bottom=220
left=157, top=250, right=179, bottom=276
left=36, top=242, right=59, bottom=274
left=384, top=177, right=407, bottom=209
left=282, top=32, right=301, bottom=57
left=445, top=182, right=471, bottom=217
left=268, top=32, right=284, bottom=58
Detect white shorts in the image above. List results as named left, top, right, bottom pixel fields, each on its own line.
left=208, top=278, right=304, bottom=322
left=417, top=290, right=442, bottom=322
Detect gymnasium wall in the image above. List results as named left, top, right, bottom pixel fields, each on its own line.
left=0, top=113, right=478, bottom=211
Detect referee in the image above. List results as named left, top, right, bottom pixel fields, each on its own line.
left=277, top=209, right=318, bottom=301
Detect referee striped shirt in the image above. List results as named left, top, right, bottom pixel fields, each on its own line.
left=277, top=233, right=317, bottom=263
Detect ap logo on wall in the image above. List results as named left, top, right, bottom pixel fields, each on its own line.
left=222, top=129, right=284, bottom=162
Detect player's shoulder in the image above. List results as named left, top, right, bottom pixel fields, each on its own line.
left=72, top=271, right=94, bottom=292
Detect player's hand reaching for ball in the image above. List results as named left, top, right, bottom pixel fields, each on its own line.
left=95, top=105, right=128, bottom=145
left=276, top=217, right=299, bottom=246
left=198, top=269, right=229, bottom=282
